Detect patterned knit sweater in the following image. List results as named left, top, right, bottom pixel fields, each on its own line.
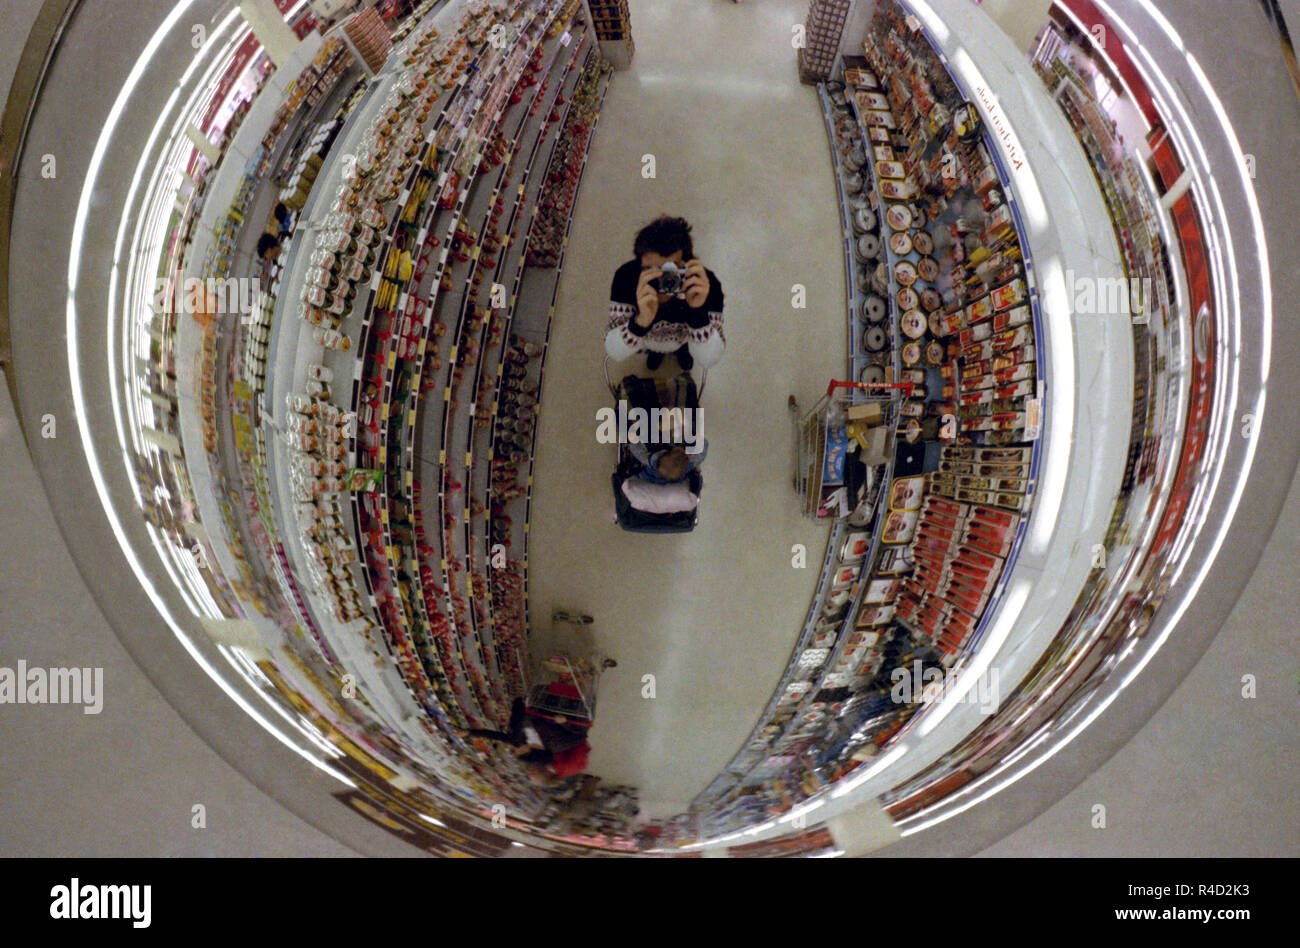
left=604, top=259, right=726, bottom=366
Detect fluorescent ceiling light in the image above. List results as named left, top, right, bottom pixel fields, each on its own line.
left=1028, top=257, right=1074, bottom=553
left=67, top=0, right=353, bottom=790
left=905, top=0, right=950, bottom=44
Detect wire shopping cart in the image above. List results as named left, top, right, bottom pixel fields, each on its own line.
left=523, top=610, right=617, bottom=729
left=789, top=379, right=912, bottom=519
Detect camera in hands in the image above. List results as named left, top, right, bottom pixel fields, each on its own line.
left=652, top=261, right=686, bottom=296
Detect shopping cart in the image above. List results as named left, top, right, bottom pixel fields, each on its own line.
left=603, top=356, right=705, bottom=533
left=523, top=610, right=617, bottom=729
left=790, top=379, right=912, bottom=519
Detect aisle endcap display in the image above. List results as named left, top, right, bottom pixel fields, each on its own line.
left=799, top=0, right=852, bottom=83
left=341, top=6, right=396, bottom=75
left=583, top=0, right=634, bottom=69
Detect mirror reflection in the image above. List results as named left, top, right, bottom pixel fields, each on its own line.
left=7, top=0, right=1274, bottom=856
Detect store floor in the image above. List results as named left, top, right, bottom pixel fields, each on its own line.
left=527, top=0, right=845, bottom=817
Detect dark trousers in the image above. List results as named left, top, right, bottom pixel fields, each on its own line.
left=466, top=699, right=553, bottom=766
left=465, top=697, right=529, bottom=745
left=465, top=697, right=583, bottom=760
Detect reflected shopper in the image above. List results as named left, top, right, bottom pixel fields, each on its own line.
left=463, top=697, right=591, bottom=786
left=605, top=215, right=725, bottom=372
left=272, top=201, right=295, bottom=238
left=256, top=232, right=282, bottom=263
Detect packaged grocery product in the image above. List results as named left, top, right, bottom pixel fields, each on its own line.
left=991, top=279, right=1026, bottom=311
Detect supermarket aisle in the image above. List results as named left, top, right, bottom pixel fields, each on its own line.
left=528, top=0, right=846, bottom=816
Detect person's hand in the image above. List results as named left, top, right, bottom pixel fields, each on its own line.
left=683, top=259, right=709, bottom=309
left=635, top=268, right=661, bottom=327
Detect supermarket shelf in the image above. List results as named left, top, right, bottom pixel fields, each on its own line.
left=765, top=0, right=1132, bottom=828
left=187, top=33, right=327, bottom=278
left=816, top=84, right=866, bottom=386
left=694, top=4, right=1063, bottom=831
left=262, top=7, right=473, bottom=750
left=462, top=29, right=593, bottom=697
left=293, top=1, right=583, bottom=733
left=504, top=54, right=613, bottom=624
left=428, top=9, right=577, bottom=723
left=873, top=13, right=1046, bottom=750
left=434, top=39, right=601, bottom=702
left=351, top=13, right=541, bottom=727
left=402, top=2, right=572, bottom=726
left=842, top=81, right=905, bottom=389
left=465, top=43, right=603, bottom=584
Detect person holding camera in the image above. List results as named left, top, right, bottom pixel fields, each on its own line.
left=605, top=216, right=725, bottom=371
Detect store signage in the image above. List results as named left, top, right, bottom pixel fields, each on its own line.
left=972, top=85, right=1027, bottom=173
left=200, top=32, right=261, bottom=133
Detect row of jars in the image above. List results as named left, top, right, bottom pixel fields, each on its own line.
left=300, top=11, right=472, bottom=321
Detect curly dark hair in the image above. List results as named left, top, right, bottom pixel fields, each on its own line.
left=633, top=215, right=694, bottom=261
